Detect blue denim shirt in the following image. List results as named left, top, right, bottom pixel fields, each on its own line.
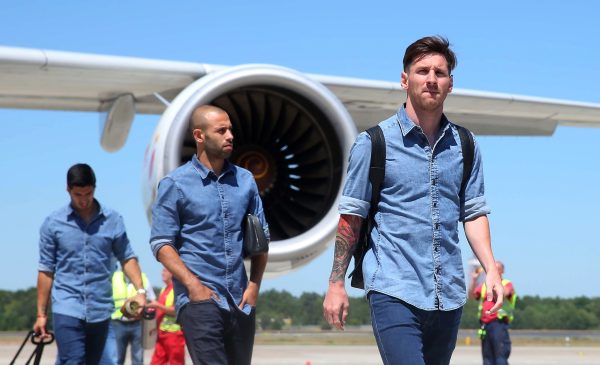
left=38, top=201, right=136, bottom=322
left=150, top=156, right=269, bottom=317
left=339, top=106, right=491, bottom=311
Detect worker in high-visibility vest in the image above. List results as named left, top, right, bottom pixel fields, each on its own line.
left=111, top=270, right=156, bottom=365
left=469, top=261, right=516, bottom=365
left=147, top=268, right=186, bottom=365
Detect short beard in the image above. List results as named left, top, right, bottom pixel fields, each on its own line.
left=222, top=150, right=232, bottom=159
left=207, top=148, right=232, bottom=160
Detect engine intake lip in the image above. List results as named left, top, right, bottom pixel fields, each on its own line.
left=163, top=64, right=356, bottom=261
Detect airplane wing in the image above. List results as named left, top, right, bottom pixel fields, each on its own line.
left=5, top=45, right=600, bottom=275
left=318, top=75, right=600, bottom=135
left=2, top=45, right=600, bottom=136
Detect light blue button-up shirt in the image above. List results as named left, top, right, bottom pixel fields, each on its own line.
left=38, top=201, right=136, bottom=322
left=150, top=156, right=269, bottom=317
left=339, top=106, right=491, bottom=311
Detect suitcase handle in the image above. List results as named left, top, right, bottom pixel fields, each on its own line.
left=10, top=330, right=55, bottom=365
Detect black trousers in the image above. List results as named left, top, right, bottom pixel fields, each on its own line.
left=179, top=299, right=256, bottom=365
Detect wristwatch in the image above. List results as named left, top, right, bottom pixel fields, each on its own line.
left=137, top=288, right=147, bottom=295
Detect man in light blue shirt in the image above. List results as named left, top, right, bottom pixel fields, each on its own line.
left=323, top=36, right=504, bottom=365
left=150, top=105, right=269, bottom=365
left=34, top=163, right=147, bottom=365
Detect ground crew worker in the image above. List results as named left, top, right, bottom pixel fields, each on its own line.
left=470, top=261, right=516, bottom=365
left=147, top=268, right=186, bottom=365
left=111, top=269, right=156, bottom=365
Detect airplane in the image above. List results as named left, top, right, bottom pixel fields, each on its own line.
left=2, top=45, right=600, bottom=275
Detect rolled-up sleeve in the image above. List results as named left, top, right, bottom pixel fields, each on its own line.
left=38, top=217, right=56, bottom=273
left=112, top=215, right=136, bottom=263
left=150, top=177, right=182, bottom=258
left=249, top=181, right=270, bottom=242
left=462, top=136, right=491, bottom=221
left=339, top=132, right=372, bottom=218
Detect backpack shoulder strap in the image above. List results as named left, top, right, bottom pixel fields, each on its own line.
left=346, top=126, right=386, bottom=286
left=456, top=125, right=475, bottom=198
left=366, top=126, right=385, bottom=213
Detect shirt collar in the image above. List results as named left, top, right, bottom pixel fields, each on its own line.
left=191, top=155, right=234, bottom=179
left=67, top=199, right=104, bottom=220
left=396, top=104, right=452, bottom=138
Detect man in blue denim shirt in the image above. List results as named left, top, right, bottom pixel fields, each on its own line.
left=34, top=163, right=147, bottom=365
left=323, top=36, right=504, bottom=365
left=150, top=105, right=269, bottom=365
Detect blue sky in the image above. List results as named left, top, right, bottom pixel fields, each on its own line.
left=1, top=1, right=599, bottom=298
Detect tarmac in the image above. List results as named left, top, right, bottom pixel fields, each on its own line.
left=3, top=340, right=600, bottom=365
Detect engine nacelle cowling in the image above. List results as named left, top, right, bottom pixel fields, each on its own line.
left=143, top=64, right=357, bottom=274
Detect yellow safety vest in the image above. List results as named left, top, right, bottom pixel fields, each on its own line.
left=111, top=271, right=150, bottom=320
left=477, top=279, right=517, bottom=323
left=159, top=285, right=181, bottom=332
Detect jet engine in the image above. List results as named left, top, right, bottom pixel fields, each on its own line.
left=143, top=65, right=357, bottom=274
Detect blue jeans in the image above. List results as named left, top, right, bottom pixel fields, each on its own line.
left=99, top=321, right=118, bottom=365
left=481, top=321, right=511, bottom=365
left=53, top=313, right=110, bottom=365
left=179, top=299, right=256, bottom=365
left=368, top=291, right=462, bottom=365
left=112, top=320, right=143, bottom=365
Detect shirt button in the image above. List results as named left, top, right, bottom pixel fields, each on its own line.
left=435, top=223, right=440, bottom=230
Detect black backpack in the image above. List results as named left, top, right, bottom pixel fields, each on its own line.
left=348, top=124, right=475, bottom=289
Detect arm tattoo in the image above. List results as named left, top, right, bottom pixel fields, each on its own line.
left=329, top=215, right=363, bottom=282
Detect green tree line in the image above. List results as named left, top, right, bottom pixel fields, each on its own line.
left=256, top=290, right=600, bottom=330
left=1, top=288, right=599, bottom=331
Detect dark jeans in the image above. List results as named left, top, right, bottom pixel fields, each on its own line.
left=368, top=291, right=462, bottom=365
left=53, top=313, right=110, bottom=365
left=112, top=320, right=143, bottom=365
left=98, top=321, right=117, bottom=365
left=179, top=299, right=256, bottom=365
left=482, top=320, right=511, bottom=365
